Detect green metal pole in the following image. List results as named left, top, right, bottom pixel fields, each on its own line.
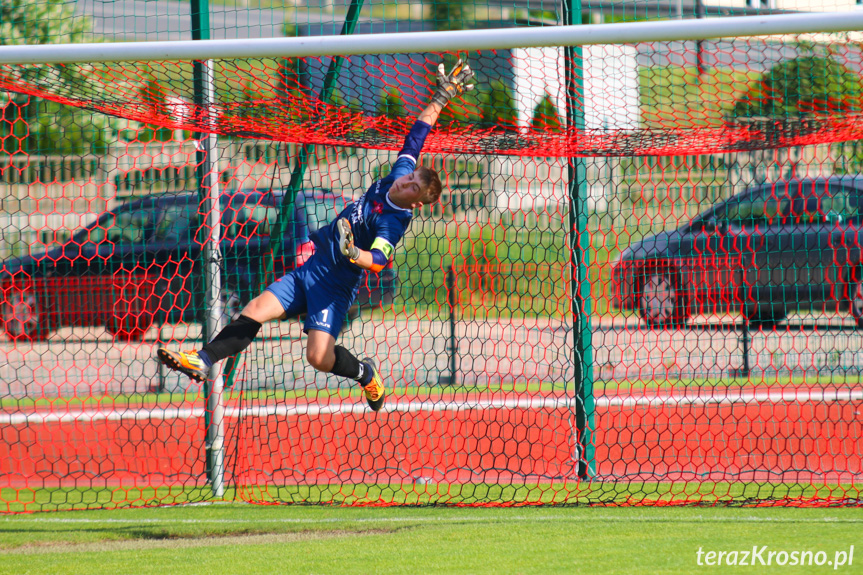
left=270, top=0, right=366, bottom=274
left=563, top=0, right=596, bottom=479
left=224, top=0, right=367, bottom=390
left=191, top=0, right=226, bottom=498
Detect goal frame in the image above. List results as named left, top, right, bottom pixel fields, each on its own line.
left=0, top=11, right=862, bottom=65
left=2, top=9, right=862, bottom=505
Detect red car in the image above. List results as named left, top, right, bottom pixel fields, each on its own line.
left=0, top=188, right=397, bottom=340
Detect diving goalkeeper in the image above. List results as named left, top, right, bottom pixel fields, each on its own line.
left=157, top=59, right=475, bottom=411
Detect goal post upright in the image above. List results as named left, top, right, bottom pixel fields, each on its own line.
left=191, top=0, right=226, bottom=499
left=267, top=0, right=367, bottom=280
left=563, top=0, right=596, bottom=480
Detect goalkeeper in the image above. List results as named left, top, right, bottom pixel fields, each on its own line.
left=157, top=59, right=474, bottom=411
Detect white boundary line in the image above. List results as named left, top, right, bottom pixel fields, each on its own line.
left=0, top=12, right=862, bottom=64
left=1, top=388, right=861, bottom=426
left=4, top=514, right=863, bottom=525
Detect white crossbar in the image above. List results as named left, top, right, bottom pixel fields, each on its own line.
left=0, top=11, right=861, bottom=65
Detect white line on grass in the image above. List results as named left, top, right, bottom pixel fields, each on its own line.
left=4, top=515, right=863, bottom=525
left=2, top=388, right=861, bottom=425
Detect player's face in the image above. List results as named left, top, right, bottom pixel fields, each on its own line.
left=389, top=170, right=427, bottom=209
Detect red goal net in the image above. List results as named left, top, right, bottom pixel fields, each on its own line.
left=1, top=28, right=862, bottom=511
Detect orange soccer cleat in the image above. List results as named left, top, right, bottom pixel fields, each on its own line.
left=361, top=358, right=387, bottom=412
left=157, top=348, right=209, bottom=382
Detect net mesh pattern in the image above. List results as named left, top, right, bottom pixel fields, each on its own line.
left=3, top=39, right=863, bottom=157
left=1, top=1, right=862, bottom=511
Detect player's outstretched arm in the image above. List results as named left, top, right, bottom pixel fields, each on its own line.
left=385, top=59, right=476, bottom=183
left=418, top=58, right=475, bottom=127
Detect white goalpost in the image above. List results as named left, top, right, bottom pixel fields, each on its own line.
left=0, top=11, right=861, bottom=64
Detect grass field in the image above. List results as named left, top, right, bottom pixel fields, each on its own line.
left=3, top=481, right=861, bottom=513
left=0, top=504, right=861, bottom=574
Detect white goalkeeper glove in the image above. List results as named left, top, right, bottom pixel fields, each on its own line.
left=432, top=58, right=475, bottom=107
left=337, top=218, right=360, bottom=262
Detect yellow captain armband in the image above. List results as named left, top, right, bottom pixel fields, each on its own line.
left=371, top=237, right=394, bottom=260
left=369, top=237, right=394, bottom=273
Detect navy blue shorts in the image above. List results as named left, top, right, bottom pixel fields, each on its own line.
left=265, top=255, right=360, bottom=338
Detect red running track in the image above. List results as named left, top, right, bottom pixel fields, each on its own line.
left=1, top=388, right=861, bottom=491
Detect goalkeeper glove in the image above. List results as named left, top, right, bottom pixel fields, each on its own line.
left=432, top=58, right=475, bottom=107
left=337, top=218, right=360, bottom=262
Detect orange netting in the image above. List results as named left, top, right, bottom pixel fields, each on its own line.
left=3, top=41, right=863, bottom=157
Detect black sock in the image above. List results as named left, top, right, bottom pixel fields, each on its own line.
left=200, top=315, right=262, bottom=364
left=330, top=345, right=365, bottom=381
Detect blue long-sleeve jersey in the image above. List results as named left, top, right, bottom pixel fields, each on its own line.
left=311, top=120, right=432, bottom=276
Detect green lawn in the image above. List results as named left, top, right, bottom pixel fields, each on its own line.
left=0, top=504, right=860, bottom=574
left=639, top=65, right=761, bottom=130
left=396, top=216, right=628, bottom=316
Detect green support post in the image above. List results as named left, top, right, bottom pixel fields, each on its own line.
left=223, top=0, right=366, bottom=390
left=270, top=0, right=365, bottom=272
left=564, top=0, right=596, bottom=479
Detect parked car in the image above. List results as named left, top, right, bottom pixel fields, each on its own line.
left=612, top=175, right=863, bottom=328
left=0, top=188, right=397, bottom=340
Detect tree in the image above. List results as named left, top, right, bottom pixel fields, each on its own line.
left=137, top=76, right=174, bottom=143
left=377, top=87, right=406, bottom=119
left=438, top=87, right=482, bottom=127
left=1, top=98, right=112, bottom=155
left=0, top=0, right=89, bottom=92
left=531, top=93, right=563, bottom=133
left=733, top=56, right=863, bottom=175
left=430, top=0, right=472, bottom=31
left=236, top=76, right=259, bottom=120
left=327, top=88, right=347, bottom=108
left=0, top=0, right=115, bottom=155
left=478, top=80, right=517, bottom=129
left=732, top=56, right=863, bottom=118
left=280, top=23, right=305, bottom=91
left=1, top=0, right=88, bottom=45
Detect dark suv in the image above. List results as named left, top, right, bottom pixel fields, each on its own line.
left=0, top=188, right=397, bottom=340
left=613, top=175, right=863, bottom=327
